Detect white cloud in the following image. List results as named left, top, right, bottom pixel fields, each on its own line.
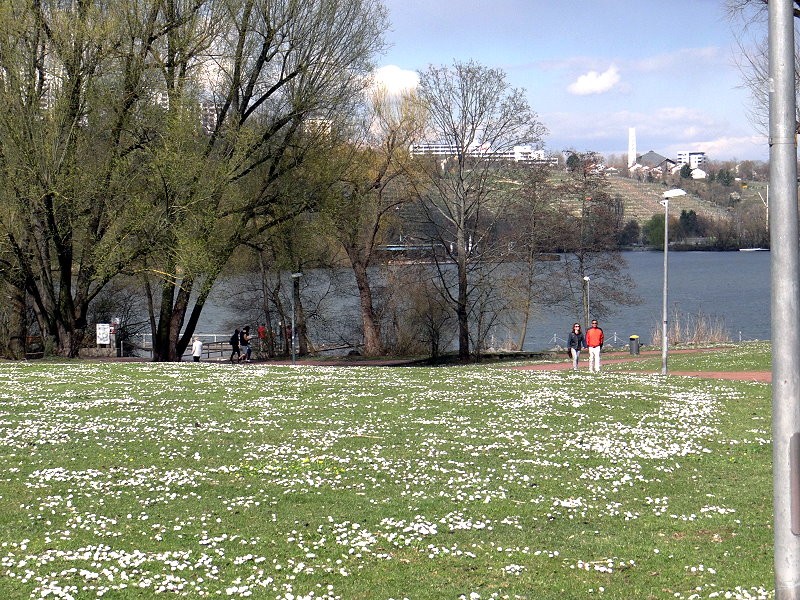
left=632, top=47, right=723, bottom=73
left=541, top=109, right=768, bottom=161
left=653, top=106, right=712, bottom=124
left=567, top=65, right=621, bottom=95
left=371, top=65, right=419, bottom=96
left=685, top=135, right=768, bottom=161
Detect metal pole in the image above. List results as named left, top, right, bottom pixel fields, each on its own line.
left=290, top=288, right=296, bottom=364
left=769, top=1, right=800, bottom=596
left=290, top=272, right=302, bottom=364
left=659, top=189, right=685, bottom=376
left=583, top=276, right=590, bottom=324
left=661, top=198, right=669, bottom=376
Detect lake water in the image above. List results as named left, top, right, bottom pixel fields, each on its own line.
left=523, top=250, right=770, bottom=350
left=197, top=250, right=771, bottom=353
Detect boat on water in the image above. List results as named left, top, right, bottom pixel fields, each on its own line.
left=739, top=248, right=768, bottom=252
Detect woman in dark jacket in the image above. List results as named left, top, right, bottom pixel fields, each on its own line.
left=239, top=326, right=252, bottom=362
left=229, top=328, right=241, bottom=363
left=567, top=323, right=585, bottom=370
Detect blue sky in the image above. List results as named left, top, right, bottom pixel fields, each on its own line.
left=374, top=0, right=768, bottom=162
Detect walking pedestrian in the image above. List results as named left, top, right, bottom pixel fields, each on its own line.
left=566, top=323, right=586, bottom=370
left=585, top=319, right=604, bottom=373
left=239, top=326, right=252, bottom=363
left=191, top=337, right=203, bottom=362
left=257, top=323, right=267, bottom=355
left=229, top=328, right=241, bottom=363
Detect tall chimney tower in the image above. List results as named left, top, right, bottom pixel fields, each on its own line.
left=628, top=127, right=636, bottom=169
left=627, top=127, right=637, bottom=168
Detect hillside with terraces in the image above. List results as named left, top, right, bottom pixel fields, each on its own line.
left=605, top=176, right=729, bottom=224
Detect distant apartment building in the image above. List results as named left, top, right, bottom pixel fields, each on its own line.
left=629, top=150, right=676, bottom=176
left=409, top=142, right=557, bottom=165
left=629, top=149, right=709, bottom=179
left=150, top=91, right=222, bottom=134
left=676, top=151, right=707, bottom=170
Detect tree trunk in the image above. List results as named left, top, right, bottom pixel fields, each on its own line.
left=23, top=265, right=87, bottom=358
left=351, top=259, right=383, bottom=356
left=56, top=323, right=85, bottom=359
left=3, top=280, right=27, bottom=360
left=294, top=276, right=309, bottom=356
left=457, top=256, right=470, bottom=360
left=258, top=253, right=277, bottom=358
left=152, top=277, right=179, bottom=362
left=150, top=273, right=217, bottom=362
left=150, top=274, right=193, bottom=362
left=516, top=257, right=536, bottom=351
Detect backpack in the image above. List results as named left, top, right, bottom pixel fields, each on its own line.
left=229, top=332, right=238, bottom=346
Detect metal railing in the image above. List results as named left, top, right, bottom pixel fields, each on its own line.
left=133, top=333, right=231, bottom=360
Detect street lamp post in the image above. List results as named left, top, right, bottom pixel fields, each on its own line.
left=290, top=272, right=302, bottom=364
left=583, top=276, right=590, bottom=325
left=659, top=189, right=686, bottom=375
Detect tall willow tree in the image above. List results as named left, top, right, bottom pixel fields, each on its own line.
left=0, top=0, right=175, bottom=357
left=0, top=0, right=387, bottom=360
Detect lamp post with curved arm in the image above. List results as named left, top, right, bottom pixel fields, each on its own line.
left=660, top=189, right=686, bottom=376
left=290, top=272, right=303, bottom=364
left=583, top=276, right=590, bottom=325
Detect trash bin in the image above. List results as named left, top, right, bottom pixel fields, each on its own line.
left=629, top=335, right=640, bottom=355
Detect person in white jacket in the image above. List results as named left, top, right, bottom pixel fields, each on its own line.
left=191, top=337, right=203, bottom=362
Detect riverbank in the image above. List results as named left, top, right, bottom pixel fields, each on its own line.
left=71, top=344, right=772, bottom=383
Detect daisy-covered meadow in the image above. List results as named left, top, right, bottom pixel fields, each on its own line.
left=0, top=347, right=774, bottom=599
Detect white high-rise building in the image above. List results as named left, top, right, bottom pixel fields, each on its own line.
left=409, top=142, right=557, bottom=165
left=676, top=151, right=707, bottom=170
left=627, top=127, right=637, bottom=168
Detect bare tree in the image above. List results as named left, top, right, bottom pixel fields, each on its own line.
left=413, top=60, right=547, bottom=360
left=318, top=89, right=423, bottom=356
left=501, top=166, right=565, bottom=349
left=549, top=152, right=641, bottom=323
left=726, top=0, right=800, bottom=131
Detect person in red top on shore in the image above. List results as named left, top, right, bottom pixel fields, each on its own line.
left=585, top=319, right=604, bottom=373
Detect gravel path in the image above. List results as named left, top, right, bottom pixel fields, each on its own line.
left=513, top=349, right=771, bottom=382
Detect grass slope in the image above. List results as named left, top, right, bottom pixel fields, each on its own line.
left=605, top=177, right=729, bottom=225
left=0, top=349, right=773, bottom=599
left=546, top=173, right=728, bottom=226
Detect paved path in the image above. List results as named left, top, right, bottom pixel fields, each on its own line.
left=99, top=348, right=772, bottom=382
left=513, top=349, right=772, bottom=383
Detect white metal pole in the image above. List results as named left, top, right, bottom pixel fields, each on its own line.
left=290, top=272, right=302, bottom=364
left=659, top=189, right=685, bottom=376
left=290, top=289, right=296, bottom=364
left=661, top=198, right=669, bottom=376
left=769, top=1, right=800, bottom=596
left=583, top=276, right=590, bottom=324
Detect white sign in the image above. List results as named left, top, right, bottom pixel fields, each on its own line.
left=96, top=324, right=111, bottom=345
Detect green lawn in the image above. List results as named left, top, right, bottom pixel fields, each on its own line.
left=603, top=342, right=772, bottom=374
left=0, top=351, right=774, bottom=599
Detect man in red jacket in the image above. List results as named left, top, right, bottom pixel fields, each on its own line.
left=585, top=319, right=604, bottom=373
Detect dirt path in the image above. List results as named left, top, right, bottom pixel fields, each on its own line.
left=513, top=349, right=772, bottom=383
left=101, top=347, right=771, bottom=382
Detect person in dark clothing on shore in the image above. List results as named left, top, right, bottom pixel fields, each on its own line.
left=567, top=323, right=586, bottom=370
left=229, top=328, right=241, bottom=363
left=239, top=326, right=252, bottom=363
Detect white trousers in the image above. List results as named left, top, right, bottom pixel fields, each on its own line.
left=588, top=346, right=601, bottom=372
left=570, top=348, right=581, bottom=369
